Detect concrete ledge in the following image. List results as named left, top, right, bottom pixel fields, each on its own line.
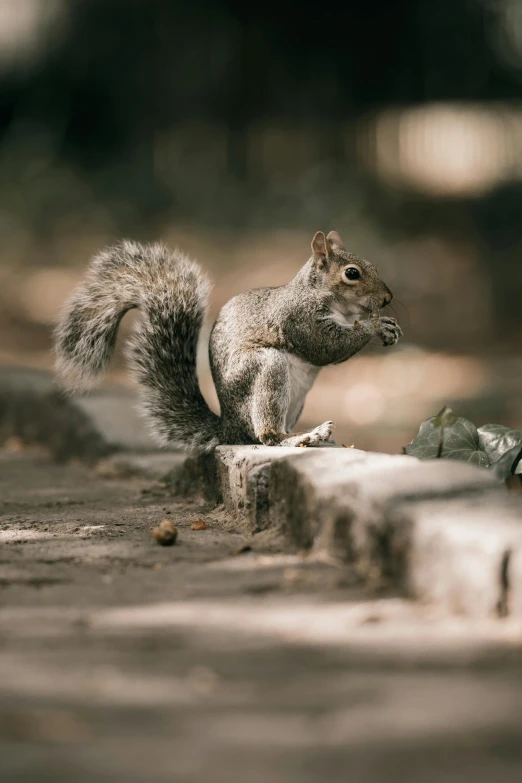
left=395, top=495, right=522, bottom=618
left=0, top=367, right=165, bottom=461
left=3, top=368, right=522, bottom=619
left=208, top=445, right=522, bottom=619
left=0, top=367, right=111, bottom=462
left=214, top=445, right=321, bottom=532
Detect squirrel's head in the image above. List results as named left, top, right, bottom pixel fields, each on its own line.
left=311, top=230, right=392, bottom=318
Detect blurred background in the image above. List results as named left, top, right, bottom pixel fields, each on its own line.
left=0, top=0, right=521, bottom=451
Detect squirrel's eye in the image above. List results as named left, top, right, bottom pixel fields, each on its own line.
left=344, top=267, right=360, bottom=282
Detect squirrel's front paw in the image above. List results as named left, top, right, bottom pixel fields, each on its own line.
left=373, top=316, right=402, bottom=347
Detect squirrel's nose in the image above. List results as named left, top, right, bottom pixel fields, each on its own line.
left=382, top=289, right=393, bottom=307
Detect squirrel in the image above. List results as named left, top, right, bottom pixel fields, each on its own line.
left=54, top=230, right=402, bottom=452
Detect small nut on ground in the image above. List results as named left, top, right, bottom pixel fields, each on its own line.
left=190, top=519, right=207, bottom=531
left=153, top=519, right=178, bottom=546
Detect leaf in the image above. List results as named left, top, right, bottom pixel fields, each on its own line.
left=478, top=424, right=522, bottom=475
left=404, top=419, right=442, bottom=459
left=405, top=416, right=489, bottom=466
left=432, top=405, right=457, bottom=429
left=489, top=443, right=522, bottom=480
left=506, top=475, right=522, bottom=491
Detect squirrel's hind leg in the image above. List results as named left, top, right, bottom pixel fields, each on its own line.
left=249, top=349, right=334, bottom=448
left=250, top=349, right=291, bottom=446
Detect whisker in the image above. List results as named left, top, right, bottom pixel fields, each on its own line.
left=389, top=298, right=410, bottom=327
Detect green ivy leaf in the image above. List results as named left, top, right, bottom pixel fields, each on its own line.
left=404, top=418, right=442, bottom=459
left=478, top=424, right=522, bottom=475
left=489, top=443, right=522, bottom=480
left=432, top=405, right=457, bottom=429
left=405, top=416, right=489, bottom=466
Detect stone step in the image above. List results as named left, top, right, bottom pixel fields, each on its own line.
left=0, top=367, right=164, bottom=461
left=2, top=367, right=521, bottom=619
left=207, top=445, right=522, bottom=619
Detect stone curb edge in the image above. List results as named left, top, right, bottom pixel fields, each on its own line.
left=2, top=368, right=522, bottom=620
left=0, top=367, right=163, bottom=460
left=166, top=444, right=522, bottom=620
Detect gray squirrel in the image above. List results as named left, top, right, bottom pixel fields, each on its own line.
left=54, top=230, right=402, bottom=451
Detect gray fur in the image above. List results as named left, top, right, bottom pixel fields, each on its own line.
left=54, top=240, right=221, bottom=451
left=54, top=232, right=402, bottom=452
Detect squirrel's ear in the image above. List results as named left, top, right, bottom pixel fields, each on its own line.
left=311, top=231, right=330, bottom=268
left=327, top=231, right=344, bottom=251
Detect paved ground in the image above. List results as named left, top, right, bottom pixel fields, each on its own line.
left=1, top=448, right=522, bottom=782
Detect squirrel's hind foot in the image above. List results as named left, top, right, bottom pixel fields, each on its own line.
left=280, top=421, right=335, bottom=448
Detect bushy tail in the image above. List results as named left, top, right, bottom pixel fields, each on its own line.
left=54, top=240, right=222, bottom=451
